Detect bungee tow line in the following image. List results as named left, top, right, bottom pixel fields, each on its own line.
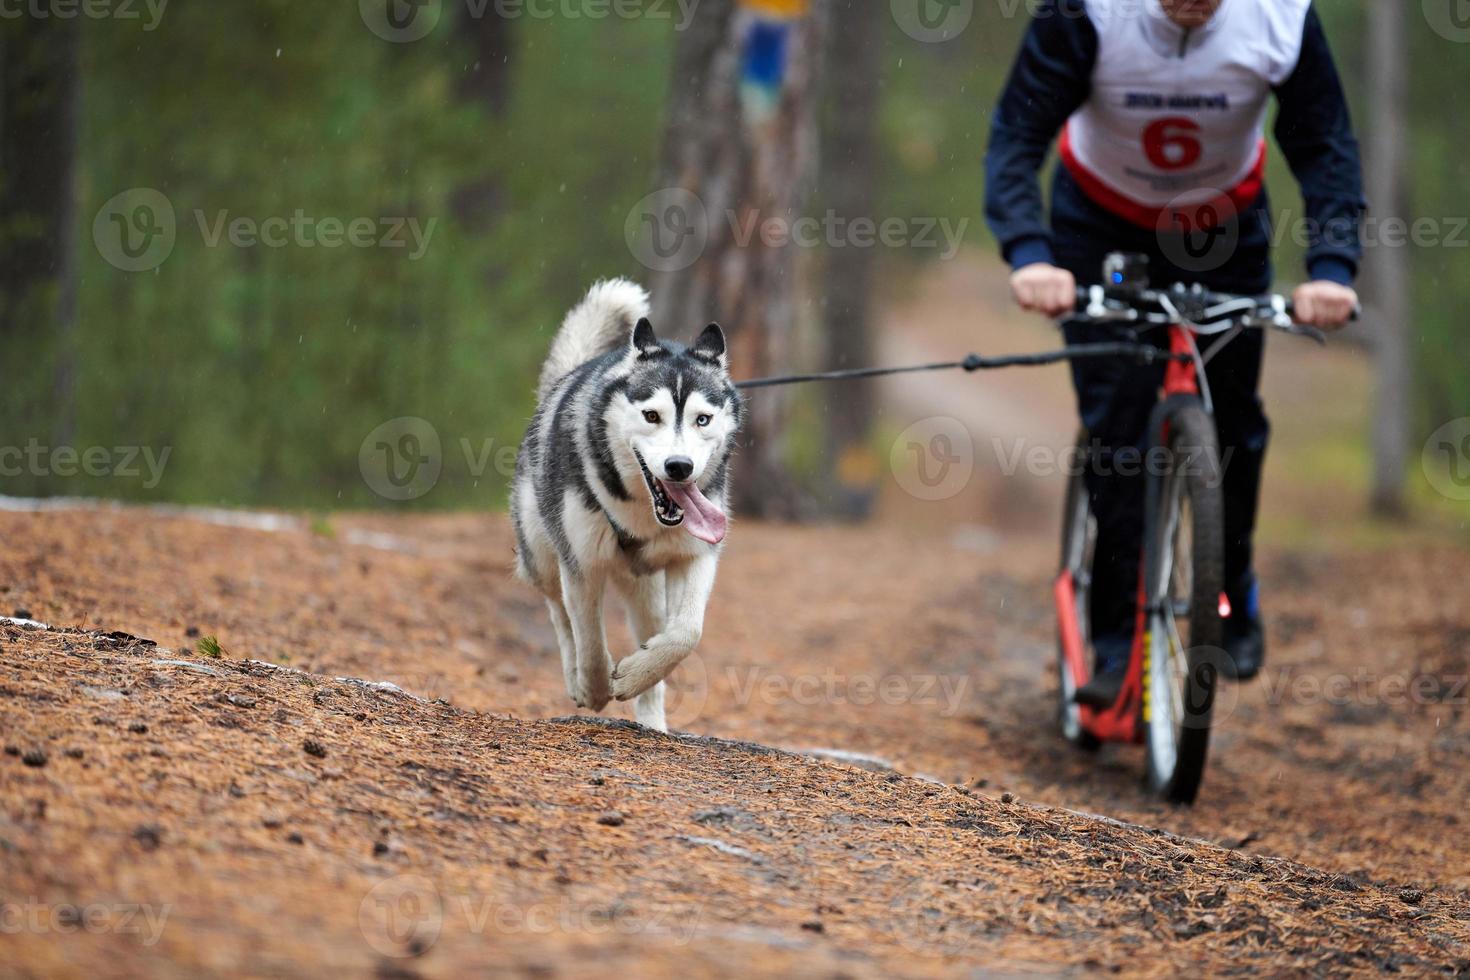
left=733, top=341, right=1186, bottom=391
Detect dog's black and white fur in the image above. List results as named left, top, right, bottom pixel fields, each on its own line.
left=511, top=280, right=743, bottom=732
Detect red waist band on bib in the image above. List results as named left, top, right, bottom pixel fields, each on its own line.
left=1058, top=123, right=1267, bottom=232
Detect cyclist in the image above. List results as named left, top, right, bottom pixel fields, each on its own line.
left=984, top=0, right=1364, bottom=706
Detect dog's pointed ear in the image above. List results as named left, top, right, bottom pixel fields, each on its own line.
left=692, top=323, right=726, bottom=366
left=632, top=317, right=659, bottom=356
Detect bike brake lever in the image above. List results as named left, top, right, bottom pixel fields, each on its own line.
left=1280, top=321, right=1328, bottom=346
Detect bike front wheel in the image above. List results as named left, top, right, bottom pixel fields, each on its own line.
left=1143, top=401, right=1224, bottom=805
left=1057, top=438, right=1100, bottom=750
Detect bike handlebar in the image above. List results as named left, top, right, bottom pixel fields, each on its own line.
left=1069, top=283, right=1359, bottom=345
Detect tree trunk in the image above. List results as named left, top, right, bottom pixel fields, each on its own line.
left=1365, top=0, right=1410, bottom=518
left=646, top=0, right=829, bottom=517
left=0, top=19, right=79, bottom=440
left=449, top=6, right=514, bottom=232
left=815, top=0, right=882, bottom=520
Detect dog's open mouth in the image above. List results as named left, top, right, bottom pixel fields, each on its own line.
left=635, top=453, right=728, bottom=545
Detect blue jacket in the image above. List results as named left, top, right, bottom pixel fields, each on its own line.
left=984, top=0, right=1365, bottom=285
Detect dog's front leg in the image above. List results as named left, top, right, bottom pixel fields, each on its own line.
left=544, top=596, right=580, bottom=705
left=559, top=565, right=612, bottom=712
left=611, top=553, right=716, bottom=704
left=618, top=572, right=669, bottom=731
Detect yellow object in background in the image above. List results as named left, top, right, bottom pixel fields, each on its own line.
left=738, top=0, right=810, bottom=19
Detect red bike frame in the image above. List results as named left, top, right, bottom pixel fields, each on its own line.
left=1054, top=324, right=1199, bottom=744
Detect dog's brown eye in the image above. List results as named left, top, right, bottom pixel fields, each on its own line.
left=696, top=414, right=712, bottom=427
left=643, top=410, right=661, bottom=425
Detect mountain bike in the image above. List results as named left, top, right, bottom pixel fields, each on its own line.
left=1053, top=253, right=1341, bottom=804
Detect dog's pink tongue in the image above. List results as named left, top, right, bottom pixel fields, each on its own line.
left=661, top=480, right=727, bottom=545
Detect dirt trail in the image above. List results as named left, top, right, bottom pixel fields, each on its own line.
left=2, top=504, right=1468, bottom=977
left=3, top=255, right=1468, bottom=976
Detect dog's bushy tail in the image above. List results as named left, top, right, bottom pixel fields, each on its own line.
left=538, top=279, right=650, bottom=401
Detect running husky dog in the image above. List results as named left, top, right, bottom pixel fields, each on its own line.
left=511, top=279, right=743, bottom=732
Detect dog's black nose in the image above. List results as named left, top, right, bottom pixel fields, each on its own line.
left=664, top=456, right=694, bottom=482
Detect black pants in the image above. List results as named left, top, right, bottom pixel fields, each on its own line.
left=1050, top=167, right=1272, bottom=640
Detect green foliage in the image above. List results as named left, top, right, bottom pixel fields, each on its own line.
left=0, top=4, right=671, bottom=509
left=0, top=3, right=1463, bottom=511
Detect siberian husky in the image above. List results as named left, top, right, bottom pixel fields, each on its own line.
left=511, top=280, right=743, bottom=732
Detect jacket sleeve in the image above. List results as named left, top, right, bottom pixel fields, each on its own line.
left=1272, top=6, right=1366, bottom=286
left=983, top=0, right=1098, bottom=270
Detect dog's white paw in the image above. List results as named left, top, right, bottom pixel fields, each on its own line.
left=611, top=649, right=661, bottom=702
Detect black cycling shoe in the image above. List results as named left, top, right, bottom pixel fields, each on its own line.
left=1074, top=633, right=1131, bottom=708
left=1220, top=578, right=1265, bottom=681
left=1074, top=665, right=1128, bottom=709
left=1221, top=614, right=1265, bottom=680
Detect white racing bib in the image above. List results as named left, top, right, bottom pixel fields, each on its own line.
left=1060, top=0, right=1312, bottom=229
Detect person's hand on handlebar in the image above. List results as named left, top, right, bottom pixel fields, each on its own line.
left=1291, top=281, right=1358, bottom=330
left=1010, top=263, right=1077, bottom=319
